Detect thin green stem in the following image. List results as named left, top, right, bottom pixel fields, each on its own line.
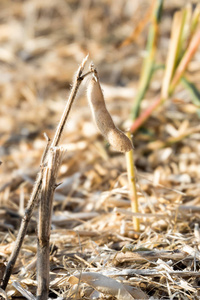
left=131, top=0, right=164, bottom=120
left=125, top=132, right=140, bottom=232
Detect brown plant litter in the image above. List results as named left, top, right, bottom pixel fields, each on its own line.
left=1, top=0, right=200, bottom=299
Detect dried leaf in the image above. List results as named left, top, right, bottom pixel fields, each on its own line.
left=75, top=272, right=148, bottom=300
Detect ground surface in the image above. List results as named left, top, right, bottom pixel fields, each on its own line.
left=0, top=0, right=200, bottom=299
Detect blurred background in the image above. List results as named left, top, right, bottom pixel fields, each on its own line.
left=1, top=0, right=200, bottom=221
left=1, top=0, right=200, bottom=298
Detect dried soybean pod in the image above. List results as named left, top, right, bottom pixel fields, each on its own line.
left=87, top=65, right=133, bottom=152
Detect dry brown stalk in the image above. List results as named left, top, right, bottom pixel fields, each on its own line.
left=51, top=55, right=90, bottom=149
left=1, top=169, right=44, bottom=290
left=113, top=250, right=188, bottom=265
left=1, top=55, right=90, bottom=290
left=96, top=268, right=200, bottom=278
left=37, top=147, right=64, bottom=300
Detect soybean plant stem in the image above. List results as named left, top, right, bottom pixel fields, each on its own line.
left=1, top=55, right=90, bottom=290
left=37, top=148, right=64, bottom=300
left=51, top=55, right=91, bottom=148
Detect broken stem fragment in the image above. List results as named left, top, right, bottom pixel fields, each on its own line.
left=37, top=147, right=64, bottom=300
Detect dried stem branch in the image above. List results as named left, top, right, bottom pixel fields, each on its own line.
left=37, top=147, right=64, bottom=300
left=51, top=55, right=90, bottom=149
left=1, top=55, right=89, bottom=290
left=1, top=170, right=43, bottom=290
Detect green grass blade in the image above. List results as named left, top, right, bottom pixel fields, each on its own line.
left=131, top=0, right=164, bottom=120
left=161, top=10, right=185, bottom=99
left=181, top=76, right=200, bottom=107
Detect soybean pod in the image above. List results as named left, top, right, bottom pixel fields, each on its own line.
left=87, top=65, right=133, bottom=152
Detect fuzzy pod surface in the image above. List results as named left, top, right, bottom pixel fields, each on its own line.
left=87, top=68, right=133, bottom=152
